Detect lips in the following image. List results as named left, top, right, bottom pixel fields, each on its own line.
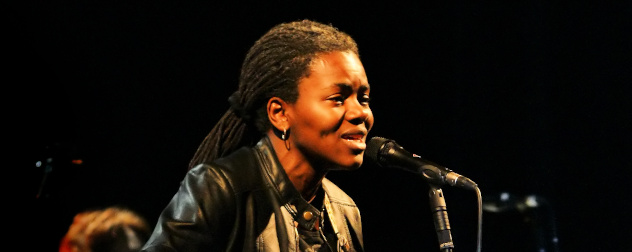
left=341, top=131, right=367, bottom=151
left=342, top=134, right=364, bottom=141
left=341, top=129, right=366, bottom=141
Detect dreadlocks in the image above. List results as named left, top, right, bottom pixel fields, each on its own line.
left=189, top=19, right=359, bottom=169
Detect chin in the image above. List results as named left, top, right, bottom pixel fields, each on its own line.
left=335, top=160, right=363, bottom=171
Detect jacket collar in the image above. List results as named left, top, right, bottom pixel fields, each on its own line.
left=254, top=136, right=322, bottom=230
left=255, top=136, right=298, bottom=202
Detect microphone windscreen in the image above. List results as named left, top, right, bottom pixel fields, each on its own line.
left=365, top=136, right=389, bottom=165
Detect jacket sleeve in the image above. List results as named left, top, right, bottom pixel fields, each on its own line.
left=140, top=164, right=237, bottom=252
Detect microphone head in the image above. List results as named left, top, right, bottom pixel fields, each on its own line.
left=366, top=136, right=391, bottom=166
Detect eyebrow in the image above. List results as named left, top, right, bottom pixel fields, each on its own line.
left=334, top=83, right=370, bottom=93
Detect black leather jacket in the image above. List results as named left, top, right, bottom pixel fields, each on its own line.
left=141, top=136, right=364, bottom=252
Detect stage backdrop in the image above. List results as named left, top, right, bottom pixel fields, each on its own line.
left=19, top=2, right=630, bottom=251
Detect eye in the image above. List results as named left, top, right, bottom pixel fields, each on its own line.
left=329, top=95, right=346, bottom=105
left=359, top=94, right=371, bottom=105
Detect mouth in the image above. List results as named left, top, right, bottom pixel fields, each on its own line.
left=341, top=134, right=364, bottom=141
left=341, top=131, right=367, bottom=151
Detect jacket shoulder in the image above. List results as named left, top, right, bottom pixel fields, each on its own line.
left=190, top=146, right=262, bottom=192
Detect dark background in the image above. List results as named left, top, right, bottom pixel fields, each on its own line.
left=17, top=1, right=630, bottom=251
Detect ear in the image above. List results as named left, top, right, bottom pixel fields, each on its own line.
left=267, top=97, right=289, bottom=131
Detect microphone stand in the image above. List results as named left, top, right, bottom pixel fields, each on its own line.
left=429, top=184, right=454, bottom=252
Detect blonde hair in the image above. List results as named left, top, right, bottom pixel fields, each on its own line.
left=59, top=207, right=150, bottom=252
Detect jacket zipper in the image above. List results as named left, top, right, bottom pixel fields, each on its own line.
left=293, top=221, right=299, bottom=252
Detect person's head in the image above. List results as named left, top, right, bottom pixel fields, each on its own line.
left=267, top=50, right=373, bottom=171
left=190, top=19, right=373, bottom=169
left=59, top=206, right=151, bottom=252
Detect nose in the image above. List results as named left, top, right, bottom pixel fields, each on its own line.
left=345, top=97, right=371, bottom=124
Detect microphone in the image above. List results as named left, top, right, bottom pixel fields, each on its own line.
left=366, top=136, right=478, bottom=190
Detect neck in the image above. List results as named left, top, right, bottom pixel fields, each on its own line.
left=267, top=132, right=328, bottom=200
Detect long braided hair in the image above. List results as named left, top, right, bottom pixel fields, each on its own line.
left=188, top=19, right=359, bottom=170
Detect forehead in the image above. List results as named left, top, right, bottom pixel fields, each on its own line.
left=309, top=51, right=365, bottom=75
left=299, top=51, right=369, bottom=91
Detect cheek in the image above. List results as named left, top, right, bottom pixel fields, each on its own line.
left=295, top=107, right=342, bottom=134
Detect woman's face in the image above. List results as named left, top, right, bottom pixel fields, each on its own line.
left=285, top=51, right=374, bottom=171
